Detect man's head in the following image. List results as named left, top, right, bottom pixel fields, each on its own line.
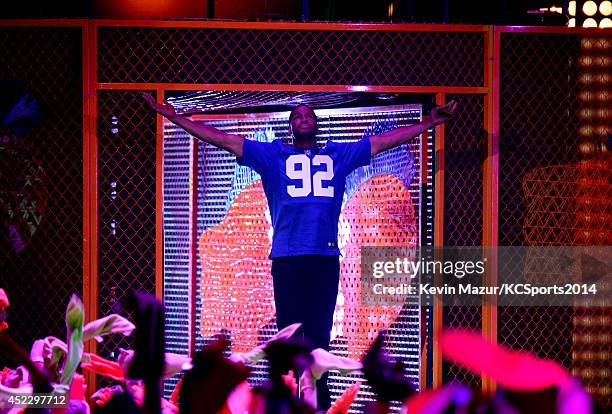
left=289, top=104, right=317, bottom=142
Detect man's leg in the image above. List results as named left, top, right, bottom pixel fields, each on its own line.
left=302, top=255, right=340, bottom=411
left=271, top=257, right=305, bottom=331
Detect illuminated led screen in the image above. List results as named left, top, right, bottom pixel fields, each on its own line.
left=163, top=100, right=434, bottom=411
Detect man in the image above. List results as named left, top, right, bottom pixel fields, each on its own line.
left=143, top=93, right=457, bottom=409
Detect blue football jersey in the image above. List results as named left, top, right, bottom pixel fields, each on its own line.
left=238, top=138, right=371, bottom=258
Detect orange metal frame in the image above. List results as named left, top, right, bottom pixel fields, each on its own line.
left=88, top=21, right=491, bottom=389
left=482, top=26, right=499, bottom=394
left=85, top=20, right=98, bottom=395
left=4, top=18, right=603, bottom=394
left=156, top=90, right=165, bottom=300
left=432, top=92, right=446, bottom=388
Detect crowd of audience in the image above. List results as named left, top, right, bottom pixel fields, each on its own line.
left=0, top=288, right=602, bottom=414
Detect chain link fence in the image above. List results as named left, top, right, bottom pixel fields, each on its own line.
left=0, top=24, right=83, bottom=366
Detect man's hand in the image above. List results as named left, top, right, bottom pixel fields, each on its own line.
left=369, top=100, right=459, bottom=156
left=141, top=92, right=244, bottom=157
left=429, top=100, right=458, bottom=125
left=142, top=93, right=177, bottom=120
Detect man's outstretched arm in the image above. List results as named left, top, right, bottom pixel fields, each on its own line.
left=369, top=100, right=457, bottom=156
left=142, top=93, right=244, bottom=157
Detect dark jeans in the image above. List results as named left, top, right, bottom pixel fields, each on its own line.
left=271, top=254, right=340, bottom=411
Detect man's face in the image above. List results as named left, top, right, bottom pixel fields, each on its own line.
left=289, top=105, right=317, bottom=138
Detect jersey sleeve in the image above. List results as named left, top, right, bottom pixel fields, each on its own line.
left=237, top=139, right=278, bottom=176
left=336, top=137, right=372, bottom=174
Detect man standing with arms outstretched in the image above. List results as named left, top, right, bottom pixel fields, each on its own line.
left=143, top=93, right=457, bottom=410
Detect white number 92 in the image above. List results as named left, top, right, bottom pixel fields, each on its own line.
left=286, top=154, right=334, bottom=197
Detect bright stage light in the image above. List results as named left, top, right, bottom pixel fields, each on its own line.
left=583, top=1, right=598, bottom=16
left=568, top=1, right=611, bottom=27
